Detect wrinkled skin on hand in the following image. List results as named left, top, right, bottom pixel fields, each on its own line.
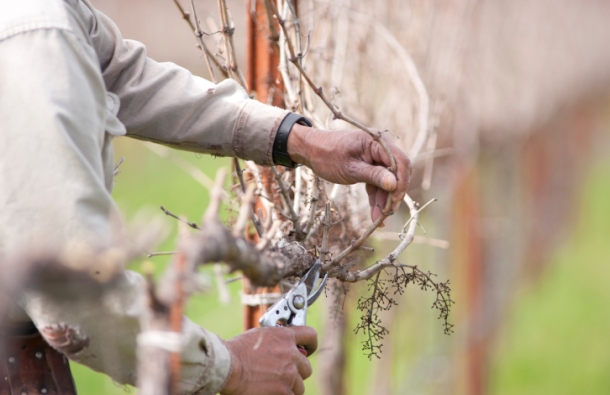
left=287, top=125, right=412, bottom=223
left=221, top=326, right=318, bottom=395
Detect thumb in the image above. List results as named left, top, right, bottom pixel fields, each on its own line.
left=354, top=161, right=397, bottom=192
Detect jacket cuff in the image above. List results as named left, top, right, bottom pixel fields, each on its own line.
left=232, top=99, right=289, bottom=166
left=179, top=320, right=232, bottom=395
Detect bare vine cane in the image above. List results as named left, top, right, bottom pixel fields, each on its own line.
left=137, top=265, right=172, bottom=394
left=161, top=0, right=450, bottom=364
left=168, top=252, right=188, bottom=394
left=171, top=0, right=226, bottom=81
left=217, top=0, right=248, bottom=88
left=184, top=170, right=317, bottom=285
left=233, top=158, right=264, bottom=237
left=344, top=196, right=453, bottom=359
left=151, top=165, right=449, bottom=361
left=264, top=0, right=405, bottom=265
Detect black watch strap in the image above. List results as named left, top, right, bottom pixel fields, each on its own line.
left=272, top=113, right=313, bottom=168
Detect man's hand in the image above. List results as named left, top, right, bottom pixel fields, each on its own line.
left=287, top=124, right=411, bottom=223
left=221, top=326, right=318, bottom=395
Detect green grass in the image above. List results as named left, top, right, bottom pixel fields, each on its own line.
left=490, top=161, right=610, bottom=395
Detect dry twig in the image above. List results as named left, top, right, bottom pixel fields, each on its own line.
left=217, top=0, right=248, bottom=88
left=155, top=0, right=451, bottom=365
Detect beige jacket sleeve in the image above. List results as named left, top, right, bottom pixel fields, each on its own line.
left=0, top=0, right=288, bottom=393
left=78, top=0, right=288, bottom=166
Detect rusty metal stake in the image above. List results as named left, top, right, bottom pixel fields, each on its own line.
left=242, top=0, right=289, bottom=330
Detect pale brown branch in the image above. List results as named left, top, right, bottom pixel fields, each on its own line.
left=168, top=253, right=187, bottom=394
left=305, top=183, right=341, bottom=240
left=256, top=219, right=282, bottom=250
left=371, top=233, right=450, bottom=249
left=184, top=220, right=315, bottom=287
left=113, top=156, right=124, bottom=177
left=233, top=158, right=263, bottom=237
left=346, top=10, right=430, bottom=159
left=144, top=143, right=227, bottom=200
left=303, top=175, right=320, bottom=237
left=293, top=167, right=303, bottom=212
left=203, top=168, right=227, bottom=223
left=283, top=0, right=306, bottom=113
left=336, top=196, right=435, bottom=282
left=271, top=167, right=303, bottom=238
left=187, top=0, right=221, bottom=82
left=422, top=101, right=443, bottom=190
left=413, top=147, right=454, bottom=163
left=233, top=157, right=247, bottom=192
left=217, top=0, right=248, bottom=89
left=160, top=206, right=200, bottom=230
left=173, top=0, right=195, bottom=31
left=213, top=263, right=231, bottom=304
left=278, top=40, right=299, bottom=110
left=233, top=183, right=257, bottom=237
left=327, top=197, right=392, bottom=267
left=225, top=275, right=242, bottom=284
left=137, top=267, right=172, bottom=394
left=258, top=207, right=272, bottom=234
left=148, top=251, right=178, bottom=258
left=320, top=203, right=332, bottom=261
left=138, top=252, right=193, bottom=394
left=262, top=0, right=280, bottom=42
left=400, top=198, right=436, bottom=233
left=266, top=1, right=399, bottom=261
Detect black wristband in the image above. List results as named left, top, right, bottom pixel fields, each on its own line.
left=272, top=113, right=312, bottom=168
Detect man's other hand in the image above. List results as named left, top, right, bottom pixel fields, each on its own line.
left=221, top=326, right=318, bottom=395
left=287, top=125, right=411, bottom=223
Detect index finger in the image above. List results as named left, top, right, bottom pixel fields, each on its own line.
left=289, top=326, right=318, bottom=356
left=296, top=356, right=313, bottom=380
left=371, top=135, right=411, bottom=201
left=389, top=142, right=411, bottom=201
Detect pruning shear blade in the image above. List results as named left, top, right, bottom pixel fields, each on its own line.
left=259, top=260, right=327, bottom=328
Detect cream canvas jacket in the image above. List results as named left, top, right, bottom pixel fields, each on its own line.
left=0, top=0, right=289, bottom=393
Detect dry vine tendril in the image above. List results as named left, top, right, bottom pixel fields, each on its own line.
left=355, top=266, right=454, bottom=359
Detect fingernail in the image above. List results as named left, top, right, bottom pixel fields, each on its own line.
left=396, top=192, right=406, bottom=202
left=392, top=201, right=401, bottom=212
left=382, top=174, right=394, bottom=191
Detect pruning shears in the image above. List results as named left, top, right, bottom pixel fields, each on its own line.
left=259, top=260, right=328, bottom=354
